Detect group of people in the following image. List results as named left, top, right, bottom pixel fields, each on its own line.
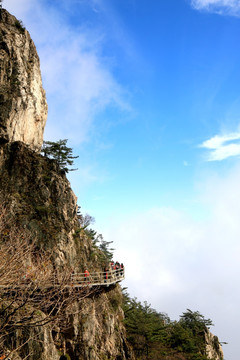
left=103, top=261, right=124, bottom=282
left=83, top=261, right=124, bottom=283
left=110, top=261, right=124, bottom=275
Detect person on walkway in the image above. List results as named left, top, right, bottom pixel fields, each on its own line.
left=115, top=261, right=120, bottom=277
left=104, top=266, right=108, bottom=283
left=120, top=263, right=124, bottom=276
left=108, top=261, right=113, bottom=280
left=84, top=269, right=90, bottom=283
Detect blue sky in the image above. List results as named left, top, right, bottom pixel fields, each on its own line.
left=4, top=0, right=240, bottom=358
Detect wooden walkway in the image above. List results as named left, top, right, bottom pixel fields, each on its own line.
left=69, top=267, right=125, bottom=287
left=0, top=268, right=125, bottom=288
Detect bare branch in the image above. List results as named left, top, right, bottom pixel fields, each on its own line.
left=0, top=203, right=95, bottom=357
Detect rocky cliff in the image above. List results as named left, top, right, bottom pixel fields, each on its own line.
left=205, top=330, right=224, bottom=360
left=0, top=9, right=47, bottom=151
left=0, top=141, right=132, bottom=360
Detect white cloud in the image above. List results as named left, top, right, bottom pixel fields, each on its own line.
left=207, top=143, right=240, bottom=160
left=100, top=164, right=240, bottom=360
left=200, top=131, right=240, bottom=160
left=201, top=132, right=240, bottom=149
left=190, top=0, right=240, bottom=16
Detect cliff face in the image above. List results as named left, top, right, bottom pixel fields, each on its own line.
left=0, top=141, right=132, bottom=360
left=65, top=288, right=131, bottom=360
left=0, top=9, right=47, bottom=151
left=205, top=330, right=224, bottom=360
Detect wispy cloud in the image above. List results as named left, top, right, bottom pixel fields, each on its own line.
left=101, top=164, right=240, bottom=359
left=200, top=131, right=240, bottom=161
left=2, top=0, right=33, bottom=18
left=3, top=0, right=131, bottom=144
left=190, top=0, right=240, bottom=16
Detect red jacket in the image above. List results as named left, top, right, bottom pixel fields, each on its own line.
left=84, top=270, right=90, bottom=277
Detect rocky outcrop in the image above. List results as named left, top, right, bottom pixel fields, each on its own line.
left=65, top=287, right=132, bottom=360
left=0, top=9, right=47, bottom=151
left=52, top=286, right=132, bottom=360
left=205, top=329, right=224, bottom=360
left=0, top=141, right=79, bottom=260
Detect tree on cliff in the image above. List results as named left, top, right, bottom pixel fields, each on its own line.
left=41, top=139, right=79, bottom=173
left=123, top=292, right=219, bottom=360
left=180, top=309, right=213, bottom=332
left=77, top=211, right=115, bottom=262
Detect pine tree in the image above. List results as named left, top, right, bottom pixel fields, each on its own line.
left=97, top=235, right=115, bottom=261
left=41, top=139, right=79, bottom=173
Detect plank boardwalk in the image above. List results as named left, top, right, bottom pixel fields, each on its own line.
left=0, top=268, right=125, bottom=288
left=68, top=267, right=125, bottom=287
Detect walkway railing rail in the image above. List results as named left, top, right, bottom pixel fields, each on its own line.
left=0, top=267, right=125, bottom=288
left=70, top=267, right=125, bottom=287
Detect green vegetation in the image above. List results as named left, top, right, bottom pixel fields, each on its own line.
left=14, top=19, right=25, bottom=34
left=77, top=210, right=115, bottom=263
left=95, top=234, right=114, bottom=262
left=59, top=354, right=71, bottom=360
left=108, top=291, right=122, bottom=312
left=123, top=291, right=219, bottom=360
left=41, top=139, right=79, bottom=173
left=35, top=204, right=52, bottom=217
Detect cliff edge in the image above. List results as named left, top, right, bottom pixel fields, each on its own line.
left=0, top=9, right=47, bottom=151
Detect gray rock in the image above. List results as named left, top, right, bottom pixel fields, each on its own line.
left=0, top=9, right=47, bottom=151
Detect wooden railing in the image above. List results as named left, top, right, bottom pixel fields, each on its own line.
left=0, top=267, right=125, bottom=288
left=69, top=267, right=125, bottom=287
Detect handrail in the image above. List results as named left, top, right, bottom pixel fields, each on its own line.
left=0, top=267, right=125, bottom=288
left=70, top=267, right=125, bottom=287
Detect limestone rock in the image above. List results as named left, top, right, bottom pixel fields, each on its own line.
left=0, top=9, right=47, bottom=151
left=205, top=329, right=224, bottom=360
